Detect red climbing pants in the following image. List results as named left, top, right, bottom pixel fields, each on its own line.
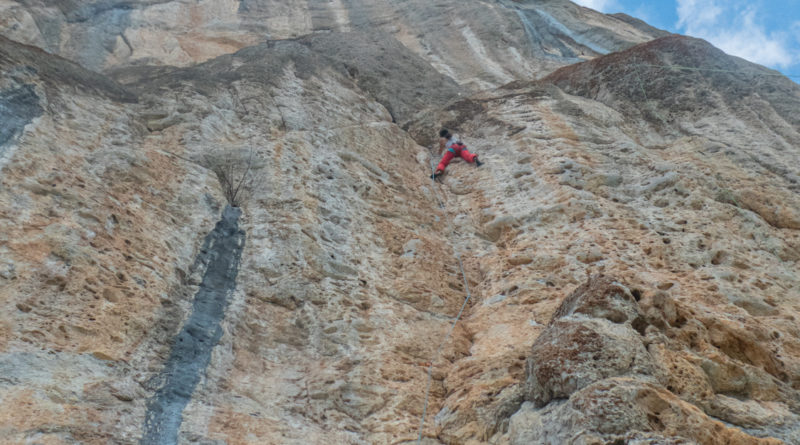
left=437, top=145, right=477, bottom=172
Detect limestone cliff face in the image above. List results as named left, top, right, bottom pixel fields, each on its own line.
left=1, top=1, right=799, bottom=445
left=1, top=0, right=666, bottom=88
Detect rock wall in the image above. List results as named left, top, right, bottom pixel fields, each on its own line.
left=0, top=2, right=799, bottom=445
left=0, top=36, right=227, bottom=444
left=511, top=275, right=790, bottom=444
left=405, top=35, right=800, bottom=443
left=1, top=0, right=666, bottom=87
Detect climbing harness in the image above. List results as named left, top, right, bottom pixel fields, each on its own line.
left=447, top=142, right=466, bottom=154
left=416, top=148, right=476, bottom=444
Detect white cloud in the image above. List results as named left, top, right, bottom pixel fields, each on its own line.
left=675, top=0, right=797, bottom=68
left=632, top=6, right=654, bottom=24
left=676, top=0, right=723, bottom=29
left=572, top=0, right=617, bottom=13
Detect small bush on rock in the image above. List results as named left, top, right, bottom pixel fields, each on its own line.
left=202, top=146, right=265, bottom=207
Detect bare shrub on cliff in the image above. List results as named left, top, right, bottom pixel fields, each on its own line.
left=201, top=146, right=265, bottom=207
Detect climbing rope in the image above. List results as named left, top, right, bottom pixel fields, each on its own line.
left=416, top=151, right=476, bottom=444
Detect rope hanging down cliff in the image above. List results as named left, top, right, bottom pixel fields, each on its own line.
left=416, top=145, right=477, bottom=444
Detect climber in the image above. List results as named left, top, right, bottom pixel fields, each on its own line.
left=432, top=128, right=482, bottom=179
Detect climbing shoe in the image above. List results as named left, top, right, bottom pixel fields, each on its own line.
left=431, top=170, right=443, bottom=180
left=475, top=157, right=483, bottom=167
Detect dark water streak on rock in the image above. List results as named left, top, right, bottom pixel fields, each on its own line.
left=0, top=84, right=42, bottom=151
left=142, top=205, right=245, bottom=445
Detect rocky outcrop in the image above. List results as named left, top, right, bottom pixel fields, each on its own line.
left=545, top=35, right=800, bottom=146
left=0, top=35, right=135, bottom=103
left=110, top=31, right=464, bottom=128
left=510, top=275, right=794, bottom=444
left=523, top=276, right=655, bottom=408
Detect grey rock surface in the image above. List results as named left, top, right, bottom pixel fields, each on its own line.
left=0, top=84, right=42, bottom=149
left=0, top=2, right=798, bottom=444
left=2, top=0, right=665, bottom=87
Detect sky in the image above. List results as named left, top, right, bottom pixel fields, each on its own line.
left=573, top=0, right=800, bottom=79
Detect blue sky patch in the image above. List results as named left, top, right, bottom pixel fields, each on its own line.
left=574, top=0, right=800, bottom=79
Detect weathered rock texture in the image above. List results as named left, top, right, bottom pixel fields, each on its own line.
left=1, top=1, right=799, bottom=444
left=511, top=275, right=790, bottom=444
left=1, top=34, right=227, bottom=444
left=1, top=0, right=666, bottom=87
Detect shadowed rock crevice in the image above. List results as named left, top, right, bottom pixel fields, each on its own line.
left=142, top=206, right=245, bottom=445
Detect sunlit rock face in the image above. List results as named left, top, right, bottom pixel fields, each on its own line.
left=1, top=0, right=666, bottom=88
left=511, top=275, right=792, bottom=444
left=1, top=1, right=799, bottom=445
left=404, top=34, right=800, bottom=444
